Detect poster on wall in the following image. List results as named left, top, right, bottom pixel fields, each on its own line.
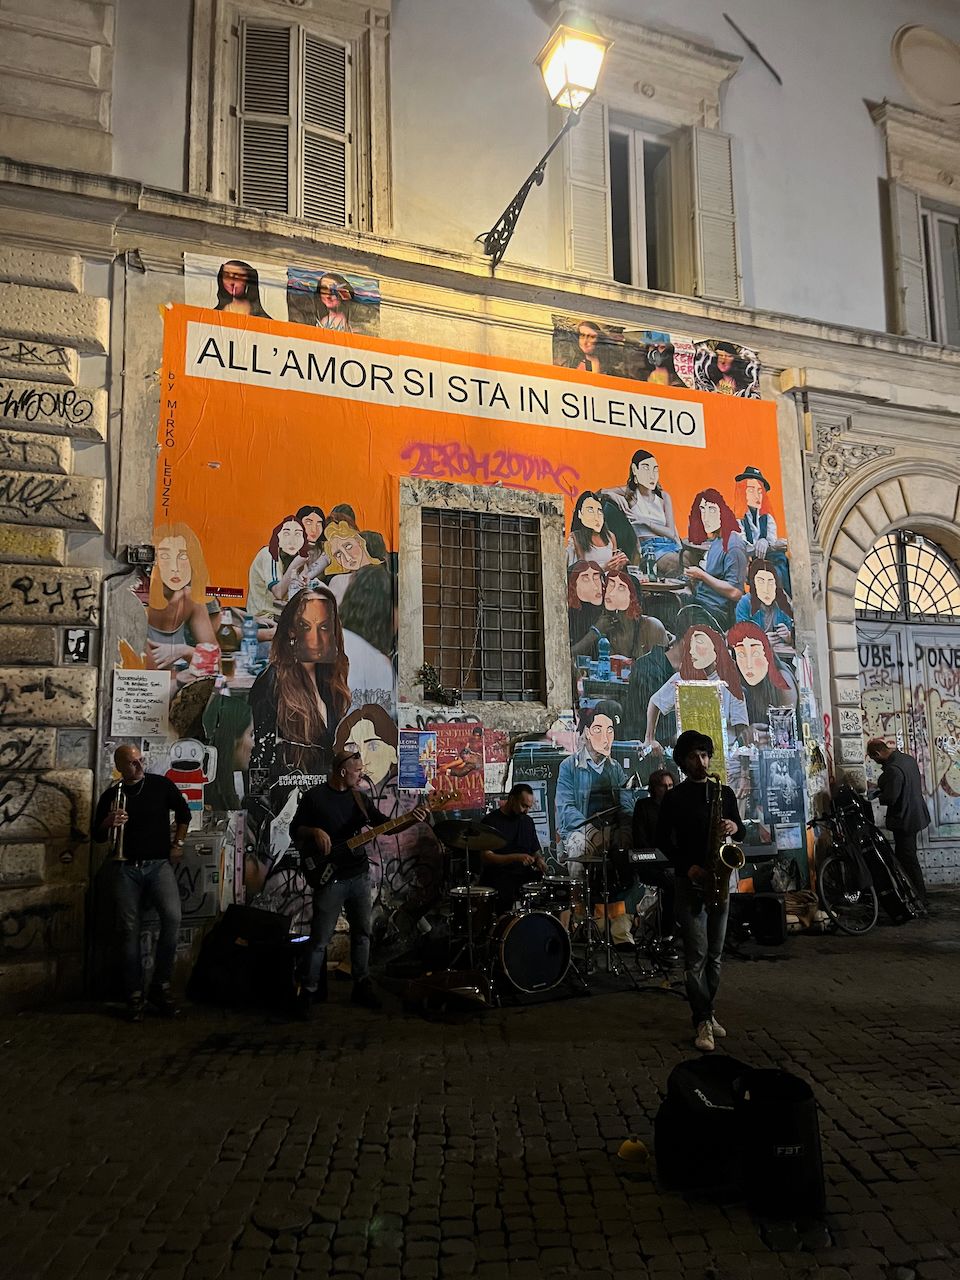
left=138, top=301, right=803, bottom=927
left=111, top=669, right=170, bottom=737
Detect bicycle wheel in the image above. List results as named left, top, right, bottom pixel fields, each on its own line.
left=818, top=855, right=879, bottom=935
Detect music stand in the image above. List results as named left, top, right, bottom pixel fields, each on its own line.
left=569, top=807, right=640, bottom=990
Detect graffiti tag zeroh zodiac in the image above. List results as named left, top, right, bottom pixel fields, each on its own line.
left=401, top=440, right=581, bottom=499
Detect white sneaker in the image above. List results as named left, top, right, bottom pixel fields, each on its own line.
left=694, top=1021, right=715, bottom=1052
left=711, top=1017, right=727, bottom=1039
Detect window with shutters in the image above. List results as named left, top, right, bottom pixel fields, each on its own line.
left=558, top=15, right=741, bottom=303
left=921, top=207, right=960, bottom=346
left=190, top=0, right=391, bottom=232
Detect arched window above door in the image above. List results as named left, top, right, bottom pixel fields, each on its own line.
left=855, top=530, right=960, bottom=622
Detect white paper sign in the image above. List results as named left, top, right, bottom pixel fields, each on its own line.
left=111, top=669, right=171, bottom=737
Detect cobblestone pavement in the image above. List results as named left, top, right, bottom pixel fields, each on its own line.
left=1, top=893, right=959, bottom=1280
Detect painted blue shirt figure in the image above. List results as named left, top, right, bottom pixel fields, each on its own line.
left=734, top=558, right=795, bottom=647
left=683, top=489, right=748, bottom=629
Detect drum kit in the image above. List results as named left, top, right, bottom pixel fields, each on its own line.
left=420, top=806, right=649, bottom=1009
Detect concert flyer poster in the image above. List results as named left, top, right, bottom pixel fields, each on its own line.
left=398, top=729, right=437, bottom=792
left=763, top=748, right=805, bottom=837
left=434, top=723, right=486, bottom=812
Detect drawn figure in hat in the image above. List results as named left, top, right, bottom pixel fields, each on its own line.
left=733, top=464, right=791, bottom=592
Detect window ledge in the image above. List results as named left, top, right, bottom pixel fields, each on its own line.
left=871, top=99, right=960, bottom=206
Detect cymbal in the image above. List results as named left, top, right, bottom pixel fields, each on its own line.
left=433, top=820, right=506, bottom=852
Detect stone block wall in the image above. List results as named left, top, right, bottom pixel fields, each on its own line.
left=0, top=243, right=106, bottom=1008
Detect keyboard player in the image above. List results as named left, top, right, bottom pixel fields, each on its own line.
left=631, top=768, right=677, bottom=931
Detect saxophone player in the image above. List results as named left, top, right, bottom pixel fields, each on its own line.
left=656, top=731, right=745, bottom=1052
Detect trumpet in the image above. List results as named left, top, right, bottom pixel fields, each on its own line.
left=109, top=779, right=128, bottom=862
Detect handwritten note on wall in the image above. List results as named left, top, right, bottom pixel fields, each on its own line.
left=111, top=670, right=170, bottom=738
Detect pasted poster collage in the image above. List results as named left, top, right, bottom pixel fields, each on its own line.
left=120, top=296, right=808, bottom=941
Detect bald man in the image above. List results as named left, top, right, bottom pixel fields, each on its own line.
left=93, top=744, right=191, bottom=1021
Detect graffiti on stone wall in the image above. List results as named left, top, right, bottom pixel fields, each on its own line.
left=0, top=382, right=94, bottom=428
left=0, top=470, right=103, bottom=530
left=0, top=340, right=71, bottom=374
left=0, top=567, right=99, bottom=624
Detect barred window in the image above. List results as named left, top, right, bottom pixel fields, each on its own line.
left=855, top=530, right=960, bottom=621
left=421, top=508, right=545, bottom=702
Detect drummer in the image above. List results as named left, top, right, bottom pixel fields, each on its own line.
left=478, top=784, right=547, bottom=913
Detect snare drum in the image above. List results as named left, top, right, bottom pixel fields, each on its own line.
left=448, top=885, right=497, bottom=940
left=520, top=876, right=573, bottom=915
left=491, top=910, right=571, bottom=993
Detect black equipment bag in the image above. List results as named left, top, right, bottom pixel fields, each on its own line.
left=188, top=905, right=315, bottom=1012
left=735, top=1068, right=825, bottom=1216
left=655, top=1056, right=748, bottom=1197
left=750, top=893, right=788, bottom=946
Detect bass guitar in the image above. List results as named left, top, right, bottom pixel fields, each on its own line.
left=298, top=788, right=458, bottom=890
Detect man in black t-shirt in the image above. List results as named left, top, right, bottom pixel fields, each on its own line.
left=290, top=750, right=427, bottom=1014
left=656, top=731, right=745, bottom=1053
left=93, top=743, right=191, bottom=1022
left=479, top=784, right=547, bottom=913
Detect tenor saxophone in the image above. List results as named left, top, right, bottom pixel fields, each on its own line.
left=704, top=773, right=745, bottom=910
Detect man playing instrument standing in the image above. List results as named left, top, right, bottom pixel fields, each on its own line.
left=291, top=750, right=428, bottom=1016
left=93, top=743, right=191, bottom=1022
left=656, top=731, right=744, bottom=1052
left=479, top=784, right=547, bottom=913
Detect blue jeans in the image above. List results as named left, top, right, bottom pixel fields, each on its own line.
left=304, top=873, right=372, bottom=991
left=111, top=860, right=181, bottom=997
left=675, top=876, right=729, bottom=1028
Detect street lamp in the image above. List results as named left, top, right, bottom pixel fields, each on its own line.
left=478, top=10, right=612, bottom=270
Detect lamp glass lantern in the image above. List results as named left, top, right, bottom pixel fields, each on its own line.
left=535, top=11, right=613, bottom=111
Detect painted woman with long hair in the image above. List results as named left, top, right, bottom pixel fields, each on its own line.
left=249, top=587, right=352, bottom=776
left=146, top=522, right=217, bottom=671
left=567, top=560, right=604, bottom=645
left=215, top=260, right=271, bottom=318
left=726, top=620, right=795, bottom=730
left=247, top=514, right=310, bottom=626
left=683, top=488, right=748, bottom=627
left=602, top=449, right=681, bottom=574
left=315, top=272, right=355, bottom=331
left=566, top=490, right=627, bottom=571
left=643, top=624, right=748, bottom=755
left=202, top=693, right=254, bottom=811
left=734, top=557, right=794, bottom=646
left=571, top=568, right=669, bottom=662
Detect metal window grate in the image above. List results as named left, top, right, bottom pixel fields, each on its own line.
left=855, top=530, right=960, bottom=622
left=421, top=508, right=545, bottom=702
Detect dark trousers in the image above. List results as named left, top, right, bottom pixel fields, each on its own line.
left=675, top=876, right=729, bottom=1028
left=892, top=830, right=928, bottom=905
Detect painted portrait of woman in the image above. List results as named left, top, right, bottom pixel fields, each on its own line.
left=734, top=557, right=794, bottom=647
left=643, top=625, right=748, bottom=754
left=726, top=620, right=796, bottom=730
left=315, top=272, right=355, bottom=331
left=602, top=449, right=682, bottom=575
left=683, top=488, right=748, bottom=627
left=249, top=587, right=352, bottom=776
left=566, top=490, right=627, bottom=572
left=323, top=521, right=383, bottom=603
left=247, top=514, right=310, bottom=627
left=571, top=569, right=669, bottom=663
left=215, top=260, right=271, bottom=318
left=567, top=560, right=605, bottom=644
left=146, top=523, right=217, bottom=671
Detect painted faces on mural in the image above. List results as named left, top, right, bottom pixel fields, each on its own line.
left=319, top=276, right=344, bottom=312
left=300, top=511, right=323, bottom=547
left=734, top=635, right=769, bottom=687
left=603, top=574, right=632, bottom=613
left=236, top=722, right=255, bottom=770
left=221, top=263, right=251, bottom=300
left=578, top=324, right=599, bottom=356
left=753, top=568, right=778, bottom=607
left=578, top=495, right=604, bottom=533
left=278, top=520, right=305, bottom=557
left=585, top=713, right=615, bottom=759
left=716, top=348, right=735, bottom=374
left=295, top=596, right=335, bottom=663
left=744, top=477, right=766, bottom=509
left=632, top=455, right=660, bottom=491
left=347, top=717, right=398, bottom=785
left=689, top=629, right=717, bottom=671
left=574, top=563, right=604, bottom=606
left=699, top=497, right=722, bottom=537
left=157, top=536, right=192, bottom=593
left=330, top=531, right=367, bottom=572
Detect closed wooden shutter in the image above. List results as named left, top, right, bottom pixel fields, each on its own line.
left=239, top=23, right=293, bottom=214
left=691, top=126, right=741, bottom=304
left=564, top=100, right=612, bottom=277
left=888, top=182, right=931, bottom=340
left=301, top=31, right=351, bottom=227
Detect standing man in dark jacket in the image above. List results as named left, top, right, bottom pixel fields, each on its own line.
left=657, top=731, right=745, bottom=1053
left=866, top=739, right=931, bottom=906
left=93, top=743, right=191, bottom=1021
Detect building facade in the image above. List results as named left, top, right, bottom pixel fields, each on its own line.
left=3, top=0, right=960, bottom=1004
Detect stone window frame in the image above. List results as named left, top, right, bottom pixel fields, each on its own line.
left=398, top=477, right=571, bottom=731
left=188, top=0, right=392, bottom=233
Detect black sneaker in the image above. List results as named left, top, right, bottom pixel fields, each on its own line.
left=146, top=984, right=180, bottom=1018
left=126, top=992, right=145, bottom=1023
left=351, top=980, right=382, bottom=1010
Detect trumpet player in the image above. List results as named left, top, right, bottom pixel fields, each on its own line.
left=93, top=744, right=190, bottom=1022
left=656, top=730, right=745, bottom=1053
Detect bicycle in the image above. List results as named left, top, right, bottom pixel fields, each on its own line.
left=808, top=787, right=924, bottom=935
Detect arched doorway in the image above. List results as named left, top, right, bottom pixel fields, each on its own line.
left=856, top=529, right=960, bottom=881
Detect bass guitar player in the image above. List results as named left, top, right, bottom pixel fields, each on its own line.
left=291, top=749, right=430, bottom=1015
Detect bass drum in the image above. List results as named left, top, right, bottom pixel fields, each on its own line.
left=491, top=910, right=571, bottom=994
